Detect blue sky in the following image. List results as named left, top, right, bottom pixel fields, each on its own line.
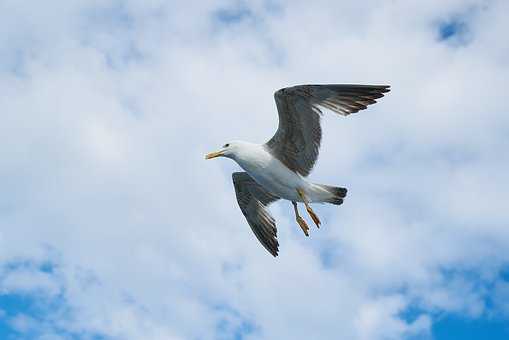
left=1, top=1, right=509, bottom=339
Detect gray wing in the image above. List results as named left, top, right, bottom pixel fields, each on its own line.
left=266, top=84, right=390, bottom=176
left=232, top=172, right=280, bottom=257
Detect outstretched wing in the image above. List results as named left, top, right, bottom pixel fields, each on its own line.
left=266, top=84, right=390, bottom=176
left=232, top=172, right=280, bottom=257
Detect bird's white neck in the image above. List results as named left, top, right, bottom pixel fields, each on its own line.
left=229, top=142, right=271, bottom=170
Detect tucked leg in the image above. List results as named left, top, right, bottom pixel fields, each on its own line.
left=297, top=189, right=321, bottom=228
left=292, top=201, right=309, bottom=237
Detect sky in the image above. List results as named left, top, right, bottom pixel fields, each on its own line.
left=0, top=0, right=508, bottom=339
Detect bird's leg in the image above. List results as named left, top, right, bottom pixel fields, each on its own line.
left=292, top=201, right=309, bottom=237
left=297, top=189, right=321, bottom=228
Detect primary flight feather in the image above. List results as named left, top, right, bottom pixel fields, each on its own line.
left=206, top=84, right=390, bottom=257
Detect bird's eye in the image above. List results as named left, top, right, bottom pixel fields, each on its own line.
left=223, top=143, right=230, bottom=148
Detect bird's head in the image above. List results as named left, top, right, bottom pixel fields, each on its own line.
left=205, top=141, right=242, bottom=160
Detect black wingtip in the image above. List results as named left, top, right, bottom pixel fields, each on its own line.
left=271, top=243, right=279, bottom=257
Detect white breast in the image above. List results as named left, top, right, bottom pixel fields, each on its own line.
left=232, top=143, right=308, bottom=201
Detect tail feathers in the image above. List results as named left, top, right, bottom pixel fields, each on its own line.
left=319, top=185, right=347, bottom=205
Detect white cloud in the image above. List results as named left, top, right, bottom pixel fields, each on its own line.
left=0, top=0, right=508, bottom=339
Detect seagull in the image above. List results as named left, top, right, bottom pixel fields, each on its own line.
left=206, top=84, right=390, bottom=256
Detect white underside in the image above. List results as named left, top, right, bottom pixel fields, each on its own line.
left=231, top=143, right=332, bottom=203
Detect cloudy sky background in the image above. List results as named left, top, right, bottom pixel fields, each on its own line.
left=1, top=0, right=509, bottom=339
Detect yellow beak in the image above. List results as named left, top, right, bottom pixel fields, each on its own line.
left=205, top=150, right=224, bottom=159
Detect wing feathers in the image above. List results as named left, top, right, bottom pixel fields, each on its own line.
left=266, top=84, right=390, bottom=176
left=232, top=172, right=280, bottom=257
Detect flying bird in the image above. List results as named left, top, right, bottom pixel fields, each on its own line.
left=206, top=84, right=390, bottom=256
